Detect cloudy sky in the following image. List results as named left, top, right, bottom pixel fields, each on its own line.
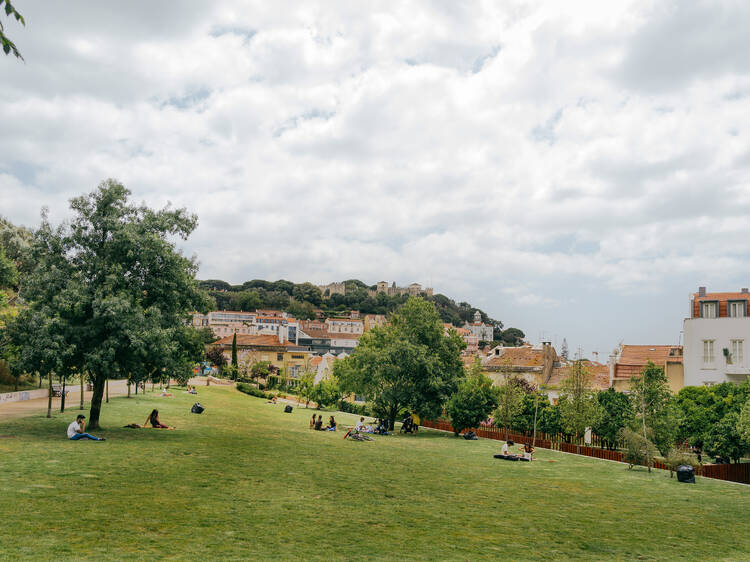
left=2, top=1, right=750, bottom=358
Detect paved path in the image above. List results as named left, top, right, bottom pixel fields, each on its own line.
left=0, top=377, right=217, bottom=422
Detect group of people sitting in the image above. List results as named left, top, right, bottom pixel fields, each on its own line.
left=310, top=414, right=337, bottom=431
left=66, top=408, right=175, bottom=441
left=344, top=416, right=390, bottom=438
left=495, top=439, right=535, bottom=461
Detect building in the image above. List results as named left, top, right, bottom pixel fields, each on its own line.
left=445, top=323, right=478, bottom=353
left=608, top=344, right=684, bottom=393
left=192, top=310, right=299, bottom=343
left=481, top=342, right=557, bottom=387
left=325, top=317, right=364, bottom=335
left=363, top=314, right=387, bottom=331
left=317, top=282, right=346, bottom=297
left=369, top=281, right=434, bottom=297
left=683, top=286, right=750, bottom=387
left=464, top=310, right=494, bottom=343
left=211, top=334, right=312, bottom=382
left=546, top=360, right=611, bottom=402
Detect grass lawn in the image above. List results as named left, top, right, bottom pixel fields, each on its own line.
left=1, top=386, right=748, bottom=560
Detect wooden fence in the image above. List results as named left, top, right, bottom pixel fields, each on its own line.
left=420, top=419, right=749, bottom=485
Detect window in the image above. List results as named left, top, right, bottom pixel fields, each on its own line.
left=729, top=301, right=746, bottom=318
left=277, top=353, right=283, bottom=361
left=703, top=340, right=715, bottom=365
left=731, top=340, right=744, bottom=365
left=702, top=302, right=717, bottom=318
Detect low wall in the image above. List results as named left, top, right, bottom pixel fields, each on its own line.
left=0, top=388, right=49, bottom=405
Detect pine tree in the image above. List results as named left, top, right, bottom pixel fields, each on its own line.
left=561, top=338, right=569, bottom=360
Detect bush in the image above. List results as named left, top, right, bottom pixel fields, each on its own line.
left=236, top=382, right=271, bottom=400
left=665, top=448, right=700, bottom=478
left=338, top=400, right=372, bottom=416
left=620, top=428, right=658, bottom=470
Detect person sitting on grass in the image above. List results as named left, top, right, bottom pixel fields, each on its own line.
left=520, top=443, right=535, bottom=461
left=354, top=417, right=365, bottom=432
left=267, top=395, right=277, bottom=404
left=501, top=440, right=516, bottom=458
left=314, top=415, right=323, bottom=430
left=187, top=386, right=197, bottom=395
left=325, top=416, right=337, bottom=431
left=310, top=414, right=317, bottom=429
left=145, top=409, right=173, bottom=429
left=67, top=414, right=105, bottom=441
left=160, top=388, right=173, bottom=397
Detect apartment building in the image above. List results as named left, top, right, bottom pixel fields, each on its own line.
left=193, top=310, right=298, bottom=343
left=683, top=286, right=750, bottom=386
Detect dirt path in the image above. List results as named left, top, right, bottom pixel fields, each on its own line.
left=0, top=377, right=217, bottom=422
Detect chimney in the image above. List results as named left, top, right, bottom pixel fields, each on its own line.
left=698, top=286, right=706, bottom=297
left=742, top=288, right=749, bottom=294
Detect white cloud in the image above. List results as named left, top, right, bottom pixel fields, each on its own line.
left=2, top=0, right=750, bottom=357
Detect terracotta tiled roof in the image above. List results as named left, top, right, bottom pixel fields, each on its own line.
left=693, top=292, right=750, bottom=301
left=310, top=356, right=323, bottom=367
left=326, top=318, right=363, bottom=324
left=547, top=361, right=609, bottom=390
left=328, top=333, right=362, bottom=340
left=212, top=334, right=295, bottom=347
left=300, top=328, right=330, bottom=339
left=613, top=344, right=682, bottom=380
left=484, top=347, right=545, bottom=368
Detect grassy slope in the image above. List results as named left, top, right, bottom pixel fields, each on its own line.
left=0, top=386, right=748, bottom=561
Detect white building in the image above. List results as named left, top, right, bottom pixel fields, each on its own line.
left=683, top=286, right=750, bottom=386
left=464, top=311, right=494, bottom=343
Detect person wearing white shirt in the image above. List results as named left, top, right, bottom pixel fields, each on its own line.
left=354, top=417, right=365, bottom=432
left=66, top=415, right=105, bottom=441
left=501, top=439, right=515, bottom=457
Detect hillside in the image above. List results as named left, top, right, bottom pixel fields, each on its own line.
left=198, top=278, right=525, bottom=346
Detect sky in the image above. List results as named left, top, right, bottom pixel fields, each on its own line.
left=2, top=1, right=750, bottom=360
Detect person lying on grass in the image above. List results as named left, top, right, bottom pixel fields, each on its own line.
left=145, top=409, right=175, bottom=429
left=67, top=414, right=106, bottom=441
left=160, top=389, right=173, bottom=397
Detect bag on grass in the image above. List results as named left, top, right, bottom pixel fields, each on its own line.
left=191, top=403, right=205, bottom=414
left=284, top=405, right=293, bottom=413
left=463, top=431, right=478, bottom=440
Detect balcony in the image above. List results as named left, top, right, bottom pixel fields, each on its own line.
left=725, top=364, right=750, bottom=378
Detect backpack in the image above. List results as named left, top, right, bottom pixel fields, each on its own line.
left=191, top=403, right=205, bottom=414
left=464, top=431, right=478, bottom=440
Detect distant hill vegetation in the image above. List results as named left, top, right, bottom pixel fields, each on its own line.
left=198, top=278, right=525, bottom=346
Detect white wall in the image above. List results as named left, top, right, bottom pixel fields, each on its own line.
left=683, top=317, right=750, bottom=386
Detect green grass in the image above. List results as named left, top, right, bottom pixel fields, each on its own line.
left=0, top=386, right=748, bottom=560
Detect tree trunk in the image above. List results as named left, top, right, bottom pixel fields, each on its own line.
left=641, top=390, right=651, bottom=473
left=46, top=373, right=53, bottom=418
left=532, top=391, right=539, bottom=448
left=80, top=374, right=84, bottom=410
left=14, top=376, right=19, bottom=392
left=39, top=374, right=43, bottom=389
left=88, top=375, right=106, bottom=430
left=106, top=378, right=109, bottom=403
left=127, top=380, right=131, bottom=398
left=60, top=376, right=66, bottom=413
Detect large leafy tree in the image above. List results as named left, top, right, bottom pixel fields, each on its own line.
left=739, top=399, right=750, bottom=446
left=446, top=359, right=499, bottom=436
left=557, top=360, right=602, bottom=453
left=18, top=180, right=210, bottom=428
left=593, top=388, right=633, bottom=450
left=629, top=361, right=679, bottom=457
left=705, top=412, right=745, bottom=463
left=335, top=297, right=465, bottom=430
left=493, top=360, right=526, bottom=439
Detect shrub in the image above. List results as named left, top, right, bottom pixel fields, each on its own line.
left=665, top=448, right=700, bottom=478
left=620, top=428, right=658, bottom=470
left=236, top=382, right=270, bottom=400
left=338, top=400, right=371, bottom=416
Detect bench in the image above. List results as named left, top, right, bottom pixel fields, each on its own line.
left=51, top=384, right=69, bottom=398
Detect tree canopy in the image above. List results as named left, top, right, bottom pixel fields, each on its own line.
left=446, top=359, right=499, bottom=435
left=335, top=297, right=465, bottom=429
left=13, top=180, right=211, bottom=428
